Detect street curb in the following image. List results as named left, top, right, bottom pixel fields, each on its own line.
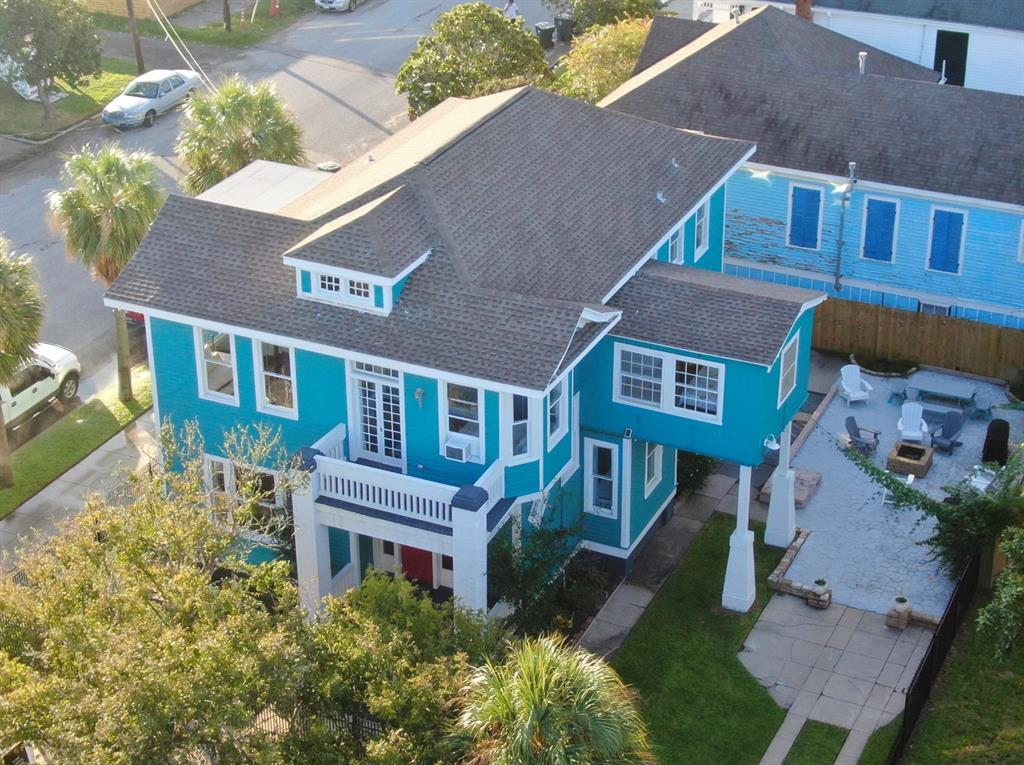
left=0, top=114, right=103, bottom=146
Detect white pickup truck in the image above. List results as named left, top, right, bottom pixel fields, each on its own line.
left=1, top=344, right=81, bottom=431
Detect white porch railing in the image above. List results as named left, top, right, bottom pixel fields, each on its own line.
left=312, top=423, right=347, bottom=460
left=314, top=453, right=457, bottom=527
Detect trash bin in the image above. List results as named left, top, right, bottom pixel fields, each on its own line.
left=535, top=21, right=555, bottom=50
left=553, top=14, right=574, bottom=42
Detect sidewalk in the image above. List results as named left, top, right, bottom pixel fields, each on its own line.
left=0, top=411, right=158, bottom=564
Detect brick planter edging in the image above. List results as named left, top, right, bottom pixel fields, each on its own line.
left=767, top=527, right=832, bottom=608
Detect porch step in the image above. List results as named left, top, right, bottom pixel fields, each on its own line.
left=316, top=495, right=453, bottom=536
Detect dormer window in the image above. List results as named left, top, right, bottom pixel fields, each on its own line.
left=348, top=280, right=371, bottom=301
left=319, top=274, right=341, bottom=293
left=306, top=270, right=378, bottom=310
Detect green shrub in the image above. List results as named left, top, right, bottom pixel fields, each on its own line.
left=677, top=450, right=717, bottom=494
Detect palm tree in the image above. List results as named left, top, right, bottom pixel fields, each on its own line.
left=0, top=238, right=45, bottom=488
left=456, top=634, right=656, bottom=765
left=48, top=144, right=165, bottom=403
left=176, top=75, right=305, bottom=196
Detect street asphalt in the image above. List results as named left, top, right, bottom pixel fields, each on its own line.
left=0, top=0, right=556, bottom=400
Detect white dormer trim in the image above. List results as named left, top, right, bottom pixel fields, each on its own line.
left=283, top=249, right=431, bottom=289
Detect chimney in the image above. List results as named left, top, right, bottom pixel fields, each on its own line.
left=858, top=51, right=867, bottom=75
left=796, top=0, right=813, bottom=21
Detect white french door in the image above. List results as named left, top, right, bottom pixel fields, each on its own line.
left=352, top=364, right=403, bottom=467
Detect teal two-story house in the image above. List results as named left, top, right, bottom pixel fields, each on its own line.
left=106, top=87, right=824, bottom=614
left=605, top=8, right=1024, bottom=329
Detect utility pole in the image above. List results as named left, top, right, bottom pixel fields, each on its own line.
left=125, top=0, right=146, bottom=74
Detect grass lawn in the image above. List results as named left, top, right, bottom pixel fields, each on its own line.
left=783, top=720, right=848, bottom=764
left=0, top=58, right=136, bottom=139
left=871, top=599, right=1023, bottom=764
left=0, top=366, right=152, bottom=520
left=612, top=514, right=786, bottom=765
left=859, top=714, right=901, bottom=765
left=92, top=0, right=315, bottom=49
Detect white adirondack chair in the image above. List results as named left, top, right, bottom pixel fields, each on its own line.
left=898, top=402, right=929, bottom=442
left=839, top=364, right=873, bottom=405
left=882, top=472, right=915, bottom=506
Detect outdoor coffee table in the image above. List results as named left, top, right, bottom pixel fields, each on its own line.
left=907, top=379, right=977, bottom=414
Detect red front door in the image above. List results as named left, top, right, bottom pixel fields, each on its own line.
left=401, top=545, right=433, bottom=587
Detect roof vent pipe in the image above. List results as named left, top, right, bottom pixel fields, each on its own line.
left=671, top=158, right=680, bottom=168
left=656, top=191, right=666, bottom=203
left=731, top=7, right=741, bottom=23
left=858, top=51, right=867, bottom=75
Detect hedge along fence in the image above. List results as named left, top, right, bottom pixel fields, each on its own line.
left=812, top=298, right=1024, bottom=382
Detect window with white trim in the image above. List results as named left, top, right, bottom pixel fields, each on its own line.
left=348, top=280, right=371, bottom=300
left=548, top=377, right=568, bottom=444
left=205, top=455, right=232, bottom=495
left=584, top=439, right=618, bottom=518
left=669, top=229, right=682, bottom=264
left=195, top=328, right=237, bottom=404
left=778, top=332, right=799, bottom=406
left=613, top=343, right=725, bottom=424
left=319, top=274, right=342, bottom=293
left=310, top=272, right=377, bottom=308
left=444, top=383, right=482, bottom=459
left=695, top=201, right=709, bottom=259
left=256, top=342, right=296, bottom=415
left=511, top=393, right=530, bottom=457
left=787, top=183, right=823, bottom=250
left=644, top=442, right=663, bottom=497
left=919, top=302, right=951, bottom=317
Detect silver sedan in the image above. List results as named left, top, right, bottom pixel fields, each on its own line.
left=101, top=69, right=203, bottom=128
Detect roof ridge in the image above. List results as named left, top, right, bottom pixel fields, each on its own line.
left=418, top=86, right=532, bottom=166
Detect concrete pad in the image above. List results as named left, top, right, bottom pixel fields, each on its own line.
left=865, top=683, right=894, bottom=711
left=827, top=625, right=854, bottom=649
left=856, top=611, right=899, bottom=638
left=578, top=617, right=626, bottom=658
left=838, top=608, right=863, bottom=630
left=768, top=684, right=800, bottom=710
left=599, top=597, right=647, bottom=630
left=834, top=651, right=885, bottom=682
left=876, top=661, right=904, bottom=689
left=853, top=704, right=884, bottom=733
left=802, top=667, right=831, bottom=694
left=896, top=625, right=926, bottom=644
left=846, top=630, right=897, bottom=661
left=615, top=583, right=655, bottom=609
left=809, top=695, right=861, bottom=728
left=677, top=493, right=718, bottom=522
left=885, top=691, right=906, bottom=716
left=887, top=639, right=916, bottom=666
left=814, top=646, right=844, bottom=671
left=777, top=622, right=836, bottom=646
left=823, top=673, right=874, bottom=706
left=778, top=660, right=812, bottom=690
left=791, top=689, right=820, bottom=717
left=759, top=711, right=806, bottom=765
left=836, top=729, right=872, bottom=765
left=739, top=649, right=785, bottom=683
left=695, top=473, right=736, bottom=499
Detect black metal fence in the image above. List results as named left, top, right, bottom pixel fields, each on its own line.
left=251, top=706, right=386, bottom=743
left=885, top=554, right=980, bottom=764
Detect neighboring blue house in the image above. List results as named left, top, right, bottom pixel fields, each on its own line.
left=604, top=8, right=1024, bottom=329
left=106, top=87, right=824, bottom=615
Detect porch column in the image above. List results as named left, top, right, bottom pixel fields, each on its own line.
left=451, top=485, right=490, bottom=612
left=765, top=421, right=797, bottom=548
left=293, top=483, right=332, bottom=614
left=722, top=464, right=756, bottom=613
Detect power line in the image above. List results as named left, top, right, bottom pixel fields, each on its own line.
left=144, top=0, right=216, bottom=90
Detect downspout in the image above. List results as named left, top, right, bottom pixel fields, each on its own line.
left=833, top=161, right=857, bottom=292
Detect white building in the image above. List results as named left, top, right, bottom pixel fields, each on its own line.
left=674, top=0, right=1024, bottom=95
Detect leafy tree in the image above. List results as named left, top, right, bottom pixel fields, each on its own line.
left=0, top=424, right=309, bottom=763
left=0, top=238, right=44, bottom=488
left=978, top=527, right=1024, bottom=660
left=551, top=17, right=651, bottom=104
left=455, top=634, right=655, bottom=764
left=395, top=3, right=549, bottom=118
left=0, top=0, right=101, bottom=121
left=176, top=75, right=305, bottom=195
left=48, top=144, right=165, bottom=403
left=289, top=570, right=507, bottom=764
left=543, top=0, right=657, bottom=32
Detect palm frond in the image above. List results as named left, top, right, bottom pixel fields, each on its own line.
left=0, top=238, right=45, bottom=384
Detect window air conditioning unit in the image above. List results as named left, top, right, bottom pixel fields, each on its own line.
left=445, top=436, right=473, bottom=462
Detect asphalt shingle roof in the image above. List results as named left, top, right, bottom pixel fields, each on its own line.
left=109, top=88, right=763, bottom=390
left=633, top=18, right=715, bottom=76
left=605, top=7, right=1024, bottom=206
left=610, top=261, right=820, bottom=366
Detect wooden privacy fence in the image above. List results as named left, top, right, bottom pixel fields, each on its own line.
left=812, top=299, right=1024, bottom=381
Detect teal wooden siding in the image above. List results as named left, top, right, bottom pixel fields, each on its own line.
left=150, top=317, right=347, bottom=458
left=543, top=371, right=574, bottom=487
left=652, top=185, right=726, bottom=273
left=726, top=170, right=1024, bottom=324
left=393, top=275, right=410, bottom=304
left=328, top=527, right=350, bottom=576
left=358, top=534, right=374, bottom=579
left=505, top=460, right=541, bottom=497
left=629, top=441, right=677, bottom=543
left=373, top=285, right=385, bottom=309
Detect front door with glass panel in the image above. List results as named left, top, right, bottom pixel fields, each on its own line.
left=352, top=363, right=403, bottom=467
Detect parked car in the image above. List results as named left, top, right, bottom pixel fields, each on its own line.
left=316, top=0, right=358, bottom=11
left=101, top=69, right=202, bottom=128
left=1, top=344, right=81, bottom=431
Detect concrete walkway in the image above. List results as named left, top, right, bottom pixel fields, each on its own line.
left=747, top=594, right=930, bottom=765
left=0, top=411, right=158, bottom=564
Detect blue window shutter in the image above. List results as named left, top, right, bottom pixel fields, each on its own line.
left=864, top=199, right=896, bottom=261
left=929, top=210, right=963, bottom=272
left=789, top=187, right=820, bottom=248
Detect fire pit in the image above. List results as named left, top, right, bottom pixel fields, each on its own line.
left=887, top=440, right=934, bottom=477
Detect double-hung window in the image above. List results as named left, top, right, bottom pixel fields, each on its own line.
left=927, top=208, right=965, bottom=274
left=511, top=394, right=530, bottom=457
left=614, top=343, right=725, bottom=424
left=861, top=197, right=898, bottom=262
left=444, top=383, right=482, bottom=460
left=548, top=377, right=568, bottom=444
left=788, top=184, right=822, bottom=249
left=256, top=342, right=296, bottom=416
left=777, top=332, right=800, bottom=406
left=694, top=201, right=709, bottom=259
left=196, top=327, right=237, bottom=404
left=669, top=230, right=682, bottom=264
left=644, top=442, right=663, bottom=498
left=584, top=439, right=618, bottom=518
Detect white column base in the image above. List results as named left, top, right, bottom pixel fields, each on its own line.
left=452, top=506, right=489, bottom=613
left=765, top=468, right=797, bottom=548
left=293, top=490, right=332, bottom=614
left=722, top=529, right=756, bottom=613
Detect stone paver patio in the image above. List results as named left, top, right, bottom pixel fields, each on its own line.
left=745, top=594, right=930, bottom=765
